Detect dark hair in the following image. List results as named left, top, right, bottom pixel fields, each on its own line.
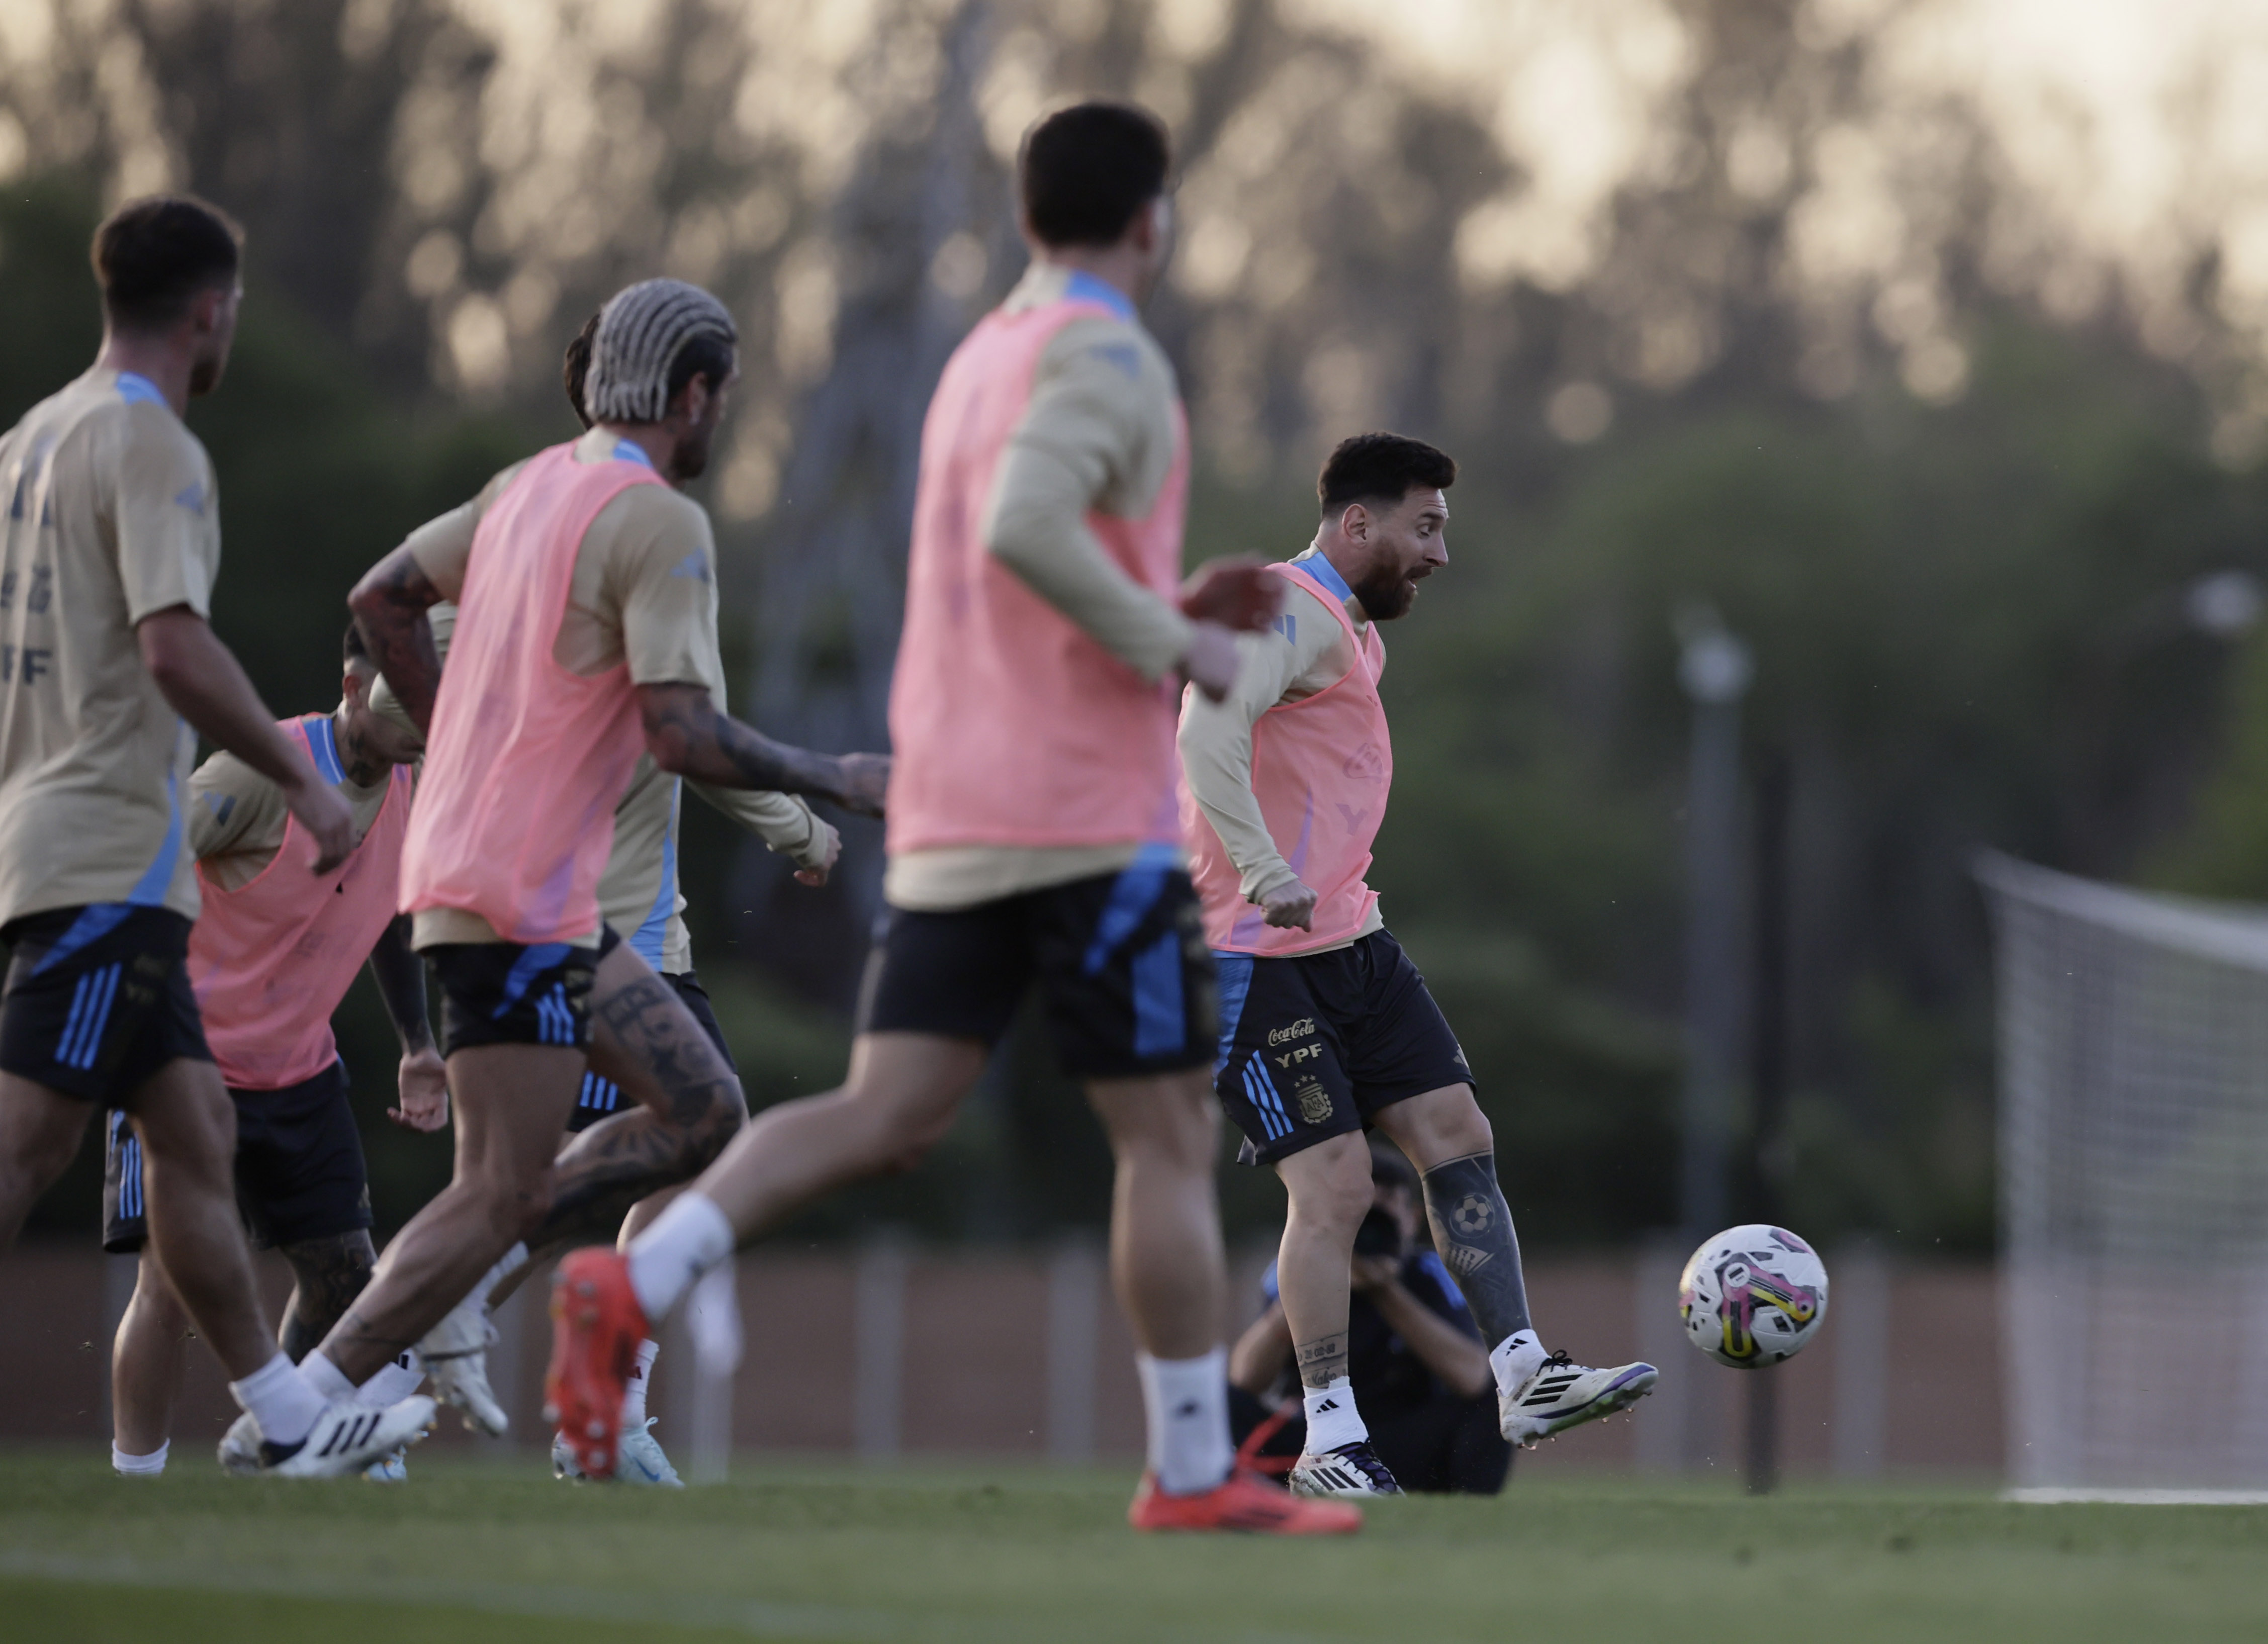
left=1318, top=432, right=1458, bottom=517
left=665, top=333, right=735, bottom=409
left=92, top=195, right=243, bottom=331
left=1367, top=1136, right=1418, bottom=1194
left=343, top=619, right=370, bottom=667
left=1019, top=101, right=1171, bottom=249
left=563, top=309, right=601, bottom=428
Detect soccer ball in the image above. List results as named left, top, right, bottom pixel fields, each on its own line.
left=1677, top=1224, right=1829, bottom=1368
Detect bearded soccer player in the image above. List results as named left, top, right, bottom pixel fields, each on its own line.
left=1179, top=433, right=1657, bottom=1499
left=547, top=102, right=1355, bottom=1535
left=0, top=195, right=432, bottom=1476
left=106, top=622, right=442, bottom=1479
left=291, top=278, right=886, bottom=1421
left=347, top=318, right=842, bottom=1486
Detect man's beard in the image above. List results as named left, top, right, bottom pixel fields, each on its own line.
left=669, top=426, right=716, bottom=484
left=188, top=354, right=224, bottom=397
left=1351, top=564, right=1418, bottom=621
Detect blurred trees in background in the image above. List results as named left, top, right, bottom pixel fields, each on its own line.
left=6, top=0, right=2267, bottom=1254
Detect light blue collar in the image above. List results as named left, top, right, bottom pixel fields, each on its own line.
left=1295, top=549, right=1356, bottom=607
left=610, top=437, right=656, bottom=471
left=116, top=372, right=168, bottom=408
left=1062, top=269, right=1138, bottom=323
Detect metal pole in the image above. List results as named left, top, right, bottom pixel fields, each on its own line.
left=1744, top=748, right=1791, bottom=1497
left=1677, top=619, right=1752, bottom=1248
left=1677, top=614, right=1750, bottom=1474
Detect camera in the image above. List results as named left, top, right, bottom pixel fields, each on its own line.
left=1353, top=1204, right=1403, bottom=1260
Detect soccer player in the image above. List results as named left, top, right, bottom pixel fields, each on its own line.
left=291, top=277, right=887, bottom=1424
left=106, top=622, right=442, bottom=1479
left=352, top=319, right=841, bottom=1486
left=0, top=195, right=431, bottom=1476
left=1178, top=432, right=1658, bottom=1498
left=546, top=102, right=1358, bottom=1535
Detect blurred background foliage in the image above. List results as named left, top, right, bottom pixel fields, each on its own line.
left=7, top=0, right=2268, bottom=1256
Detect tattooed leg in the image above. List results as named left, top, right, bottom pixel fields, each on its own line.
left=277, top=1229, right=378, bottom=1361
left=1375, top=1086, right=1533, bottom=1346
left=1273, top=1133, right=1376, bottom=1387
left=311, top=1042, right=585, bottom=1385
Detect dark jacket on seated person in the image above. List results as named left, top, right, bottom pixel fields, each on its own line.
left=1231, top=1248, right=1512, bottom=1496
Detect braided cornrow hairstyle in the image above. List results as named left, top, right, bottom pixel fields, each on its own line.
left=582, top=278, right=738, bottom=425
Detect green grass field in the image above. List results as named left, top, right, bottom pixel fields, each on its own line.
left=5, top=1451, right=2266, bottom=1643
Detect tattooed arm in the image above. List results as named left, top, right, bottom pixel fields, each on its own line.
left=637, top=682, right=889, bottom=817
left=346, top=545, right=446, bottom=734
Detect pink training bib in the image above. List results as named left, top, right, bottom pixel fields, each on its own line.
left=401, top=441, right=661, bottom=942
left=187, top=715, right=412, bottom=1089
left=886, top=287, right=1192, bottom=857
left=1184, top=559, right=1392, bottom=955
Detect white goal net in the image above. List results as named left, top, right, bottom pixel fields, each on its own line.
left=1979, top=853, right=2268, bottom=1497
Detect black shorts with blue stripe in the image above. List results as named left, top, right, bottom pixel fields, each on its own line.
left=0, top=903, right=210, bottom=1104
left=102, top=1056, right=372, bottom=1254
left=427, top=927, right=620, bottom=1057
left=566, top=968, right=737, bottom=1132
left=858, top=847, right=1219, bottom=1078
left=1212, top=929, right=1472, bottom=1166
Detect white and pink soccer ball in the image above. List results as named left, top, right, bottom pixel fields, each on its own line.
left=1677, top=1224, right=1830, bottom=1368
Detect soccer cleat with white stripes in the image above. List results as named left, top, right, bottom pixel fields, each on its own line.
left=1499, top=1350, right=1658, bottom=1447
left=243, top=1396, right=436, bottom=1479
left=1289, top=1441, right=1402, bottom=1498
left=420, top=1288, right=509, bottom=1437
left=554, top=1418, right=684, bottom=1487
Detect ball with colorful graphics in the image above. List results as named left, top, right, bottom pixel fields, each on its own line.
left=1677, top=1225, right=1829, bottom=1368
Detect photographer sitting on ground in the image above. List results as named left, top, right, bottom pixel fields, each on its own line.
left=1227, top=1137, right=1513, bottom=1495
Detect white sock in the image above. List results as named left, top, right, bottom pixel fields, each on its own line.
left=1301, top=1376, right=1368, bottom=1455
left=620, top=1338, right=660, bottom=1426
left=357, top=1350, right=425, bottom=1409
left=626, top=1193, right=735, bottom=1323
left=300, top=1350, right=356, bottom=1404
left=1490, top=1329, right=1545, bottom=1398
left=483, top=1241, right=530, bottom=1301
left=1135, top=1347, right=1234, bottom=1496
left=112, top=1441, right=168, bottom=1477
left=228, top=1351, right=326, bottom=1448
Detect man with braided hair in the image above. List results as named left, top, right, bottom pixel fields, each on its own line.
left=344, top=311, right=843, bottom=1486
left=278, top=279, right=887, bottom=1428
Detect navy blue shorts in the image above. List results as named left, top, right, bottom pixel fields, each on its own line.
left=858, top=849, right=1218, bottom=1078
left=567, top=968, right=737, bottom=1132
left=1213, top=930, right=1472, bottom=1165
left=0, top=903, right=210, bottom=1104
left=102, top=1056, right=372, bottom=1254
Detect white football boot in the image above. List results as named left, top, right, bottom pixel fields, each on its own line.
left=221, top=1395, right=436, bottom=1479
left=1499, top=1348, right=1658, bottom=1447
left=555, top=1418, right=684, bottom=1487
left=1288, top=1441, right=1401, bottom=1498
left=420, top=1287, right=509, bottom=1437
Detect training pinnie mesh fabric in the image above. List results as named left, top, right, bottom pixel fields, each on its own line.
left=581, top=279, right=737, bottom=425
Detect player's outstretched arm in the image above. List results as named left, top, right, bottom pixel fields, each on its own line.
left=347, top=545, right=446, bottom=734
left=637, top=682, right=889, bottom=816
left=136, top=606, right=354, bottom=872
left=368, top=914, right=447, bottom=1132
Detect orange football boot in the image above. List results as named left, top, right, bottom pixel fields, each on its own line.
left=1127, top=1469, right=1363, bottom=1534
left=545, top=1248, right=649, bottom=1480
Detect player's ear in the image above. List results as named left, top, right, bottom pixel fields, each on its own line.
left=1339, top=502, right=1369, bottom=543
